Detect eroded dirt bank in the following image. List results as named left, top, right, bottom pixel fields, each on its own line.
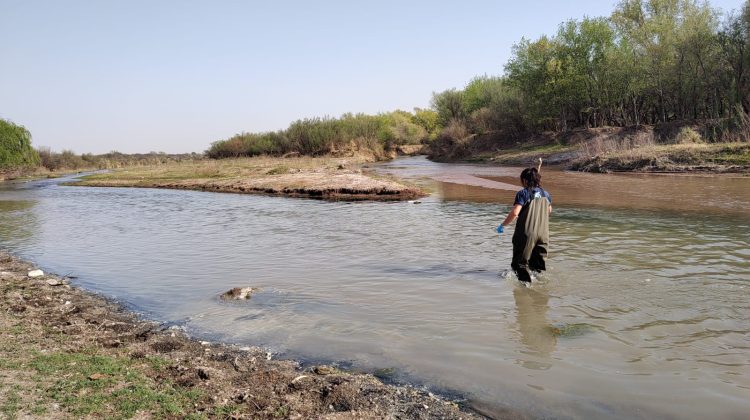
left=427, top=125, right=750, bottom=173
left=0, top=251, right=481, bottom=419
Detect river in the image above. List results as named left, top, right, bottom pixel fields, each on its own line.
left=1, top=156, right=748, bottom=419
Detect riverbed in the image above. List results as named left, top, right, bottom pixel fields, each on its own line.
left=1, top=156, right=748, bottom=419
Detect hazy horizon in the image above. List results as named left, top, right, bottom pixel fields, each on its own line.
left=2, top=0, right=746, bottom=154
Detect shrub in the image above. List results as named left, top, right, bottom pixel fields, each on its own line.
left=469, top=107, right=495, bottom=134
left=674, top=127, right=704, bottom=144
left=377, top=112, right=427, bottom=147
left=206, top=110, right=432, bottom=160
left=206, top=136, right=246, bottom=158
left=440, top=119, right=471, bottom=142
left=431, top=89, right=466, bottom=126
left=411, top=108, right=440, bottom=139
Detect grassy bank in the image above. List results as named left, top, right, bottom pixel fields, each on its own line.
left=465, top=143, right=578, bottom=166
left=0, top=251, right=479, bottom=419
left=74, top=155, right=424, bottom=201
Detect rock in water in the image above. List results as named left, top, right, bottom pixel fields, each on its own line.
left=220, top=287, right=256, bottom=300
left=28, top=269, right=44, bottom=278
left=46, top=279, right=63, bottom=286
left=313, top=365, right=338, bottom=375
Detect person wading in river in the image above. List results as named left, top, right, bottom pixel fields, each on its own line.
left=497, top=159, right=552, bottom=282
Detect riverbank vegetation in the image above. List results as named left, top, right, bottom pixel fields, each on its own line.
left=36, top=149, right=201, bottom=172
left=426, top=0, right=750, bottom=170
left=433, top=0, right=750, bottom=134
left=199, top=0, right=750, bottom=172
left=3, top=0, right=749, bottom=176
left=206, top=110, right=438, bottom=159
left=1, top=118, right=202, bottom=180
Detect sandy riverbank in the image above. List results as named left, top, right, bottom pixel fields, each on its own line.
left=72, top=156, right=425, bottom=201
left=0, top=251, right=481, bottom=419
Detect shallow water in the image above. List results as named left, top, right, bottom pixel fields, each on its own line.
left=1, top=157, right=748, bottom=419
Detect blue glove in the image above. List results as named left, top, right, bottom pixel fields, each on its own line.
left=496, top=224, right=504, bottom=234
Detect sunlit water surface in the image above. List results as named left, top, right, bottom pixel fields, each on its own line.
left=1, top=157, right=748, bottom=419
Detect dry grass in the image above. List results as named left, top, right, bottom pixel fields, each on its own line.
left=479, top=143, right=578, bottom=166
left=73, top=156, right=424, bottom=200
left=81, top=156, right=364, bottom=182
left=578, top=129, right=656, bottom=157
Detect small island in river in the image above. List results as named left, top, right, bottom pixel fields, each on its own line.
left=73, top=155, right=425, bottom=201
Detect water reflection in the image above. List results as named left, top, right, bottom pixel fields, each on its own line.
left=0, top=200, right=38, bottom=244
left=513, top=285, right=556, bottom=370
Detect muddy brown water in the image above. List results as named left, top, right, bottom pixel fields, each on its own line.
left=1, top=157, right=748, bottom=419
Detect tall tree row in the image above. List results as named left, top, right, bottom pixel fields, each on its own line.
left=433, top=0, right=750, bottom=135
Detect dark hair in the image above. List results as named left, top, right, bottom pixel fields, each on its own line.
left=520, top=167, right=541, bottom=190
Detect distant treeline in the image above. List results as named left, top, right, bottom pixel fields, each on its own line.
left=208, top=0, right=750, bottom=159
left=0, top=117, right=199, bottom=174
left=3, top=0, right=749, bottom=169
left=206, top=110, right=439, bottom=159
left=432, top=0, right=750, bottom=138
left=36, top=148, right=200, bottom=171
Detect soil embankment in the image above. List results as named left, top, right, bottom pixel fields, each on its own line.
left=0, top=251, right=480, bottom=419
left=569, top=142, right=750, bottom=173
left=0, top=168, right=60, bottom=182
left=73, top=156, right=425, bottom=201
left=427, top=124, right=750, bottom=173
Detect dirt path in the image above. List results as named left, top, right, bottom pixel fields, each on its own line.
left=0, top=252, right=481, bottom=419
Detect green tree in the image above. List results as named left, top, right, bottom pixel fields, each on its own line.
left=430, top=89, right=466, bottom=125
left=411, top=108, right=440, bottom=138
left=0, top=118, right=40, bottom=170
left=718, top=0, right=750, bottom=115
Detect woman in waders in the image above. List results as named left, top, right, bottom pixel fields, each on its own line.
left=497, top=164, right=552, bottom=282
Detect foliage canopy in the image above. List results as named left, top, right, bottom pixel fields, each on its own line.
left=0, top=118, right=40, bottom=170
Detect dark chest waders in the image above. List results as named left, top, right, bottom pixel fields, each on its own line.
left=511, top=191, right=550, bottom=282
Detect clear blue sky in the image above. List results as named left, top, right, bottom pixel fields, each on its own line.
left=1, top=0, right=746, bottom=153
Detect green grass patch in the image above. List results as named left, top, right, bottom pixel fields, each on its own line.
left=1, top=386, right=22, bottom=419
left=211, top=403, right=240, bottom=417
left=30, top=350, right=202, bottom=419
left=273, top=404, right=290, bottom=418
left=708, top=144, right=750, bottom=164
left=514, top=142, right=571, bottom=153
left=266, top=165, right=290, bottom=175
left=0, top=358, right=23, bottom=370
left=145, top=356, right=171, bottom=372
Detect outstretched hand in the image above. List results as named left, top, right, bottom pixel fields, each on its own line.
left=496, top=224, right=505, bottom=234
